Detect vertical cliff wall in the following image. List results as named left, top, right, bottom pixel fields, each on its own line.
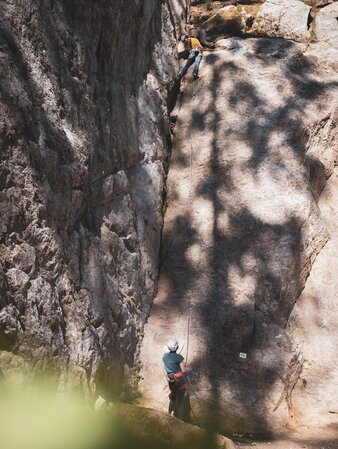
left=139, top=4, right=338, bottom=436
left=0, top=0, right=183, bottom=393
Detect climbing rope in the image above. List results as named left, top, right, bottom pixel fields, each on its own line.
left=185, top=78, right=196, bottom=365
left=188, top=80, right=195, bottom=202
left=183, top=80, right=203, bottom=427
left=188, top=127, right=193, bottom=200
left=185, top=302, right=191, bottom=365
left=162, top=77, right=202, bottom=426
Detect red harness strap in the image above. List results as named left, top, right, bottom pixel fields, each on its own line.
left=168, top=371, right=187, bottom=391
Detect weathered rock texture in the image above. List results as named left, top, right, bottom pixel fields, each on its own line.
left=314, top=1, right=338, bottom=42
left=0, top=0, right=181, bottom=392
left=251, top=0, right=311, bottom=42
left=305, top=2, right=338, bottom=71
left=139, top=36, right=338, bottom=436
left=113, top=403, right=235, bottom=449
left=169, top=0, right=190, bottom=38
left=287, top=169, right=338, bottom=427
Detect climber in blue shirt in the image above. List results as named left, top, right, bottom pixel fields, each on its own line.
left=162, top=338, right=187, bottom=419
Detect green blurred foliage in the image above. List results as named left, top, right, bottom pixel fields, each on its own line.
left=0, top=382, right=111, bottom=449
left=0, top=379, right=229, bottom=449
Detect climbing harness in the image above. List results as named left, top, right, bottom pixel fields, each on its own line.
left=189, top=49, right=202, bottom=59
left=168, top=371, right=187, bottom=391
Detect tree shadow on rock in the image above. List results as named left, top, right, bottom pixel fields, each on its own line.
left=156, top=38, right=338, bottom=438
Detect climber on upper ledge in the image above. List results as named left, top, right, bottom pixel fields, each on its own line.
left=178, top=34, right=203, bottom=81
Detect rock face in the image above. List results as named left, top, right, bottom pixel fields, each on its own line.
left=288, top=169, right=338, bottom=428
left=254, top=0, right=311, bottom=42
left=0, top=0, right=180, bottom=392
left=168, top=0, right=190, bottom=37
left=314, top=0, right=338, bottom=42
left=1, top=0, right=337, bottom=440
left=301, top=3, right=338, bottom=72
left=139, top=36, right=338, bottom=436
left=114, top=403, right=235, bottom=449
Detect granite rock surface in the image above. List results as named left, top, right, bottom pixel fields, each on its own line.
left=0, top=0, right=181, bottom=393
left=254, top=0, right=311, bottom=42
left=139, top=36, right=338, bottom=436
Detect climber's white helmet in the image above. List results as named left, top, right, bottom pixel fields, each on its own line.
left=167, top=338, right=179, bottom=352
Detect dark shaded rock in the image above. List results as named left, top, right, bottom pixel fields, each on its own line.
left=0, top=0, right=181, bottom=393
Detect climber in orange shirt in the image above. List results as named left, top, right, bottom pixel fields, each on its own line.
left=178, top=34, right=203, bottom=81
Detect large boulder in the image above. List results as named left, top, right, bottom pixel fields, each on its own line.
left=252, top=0, right=311, bottom=42
left=305, top=3, right=338, bottom=70
left=114, top=403, right=236, bottom=449
left=314, top=2, right=338, bottom=42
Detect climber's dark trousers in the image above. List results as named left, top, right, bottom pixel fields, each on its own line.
left=168, top=389, right=186, bottom=419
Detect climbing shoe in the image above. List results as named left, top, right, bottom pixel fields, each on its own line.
left=193, top=73, right=199, bottom=80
